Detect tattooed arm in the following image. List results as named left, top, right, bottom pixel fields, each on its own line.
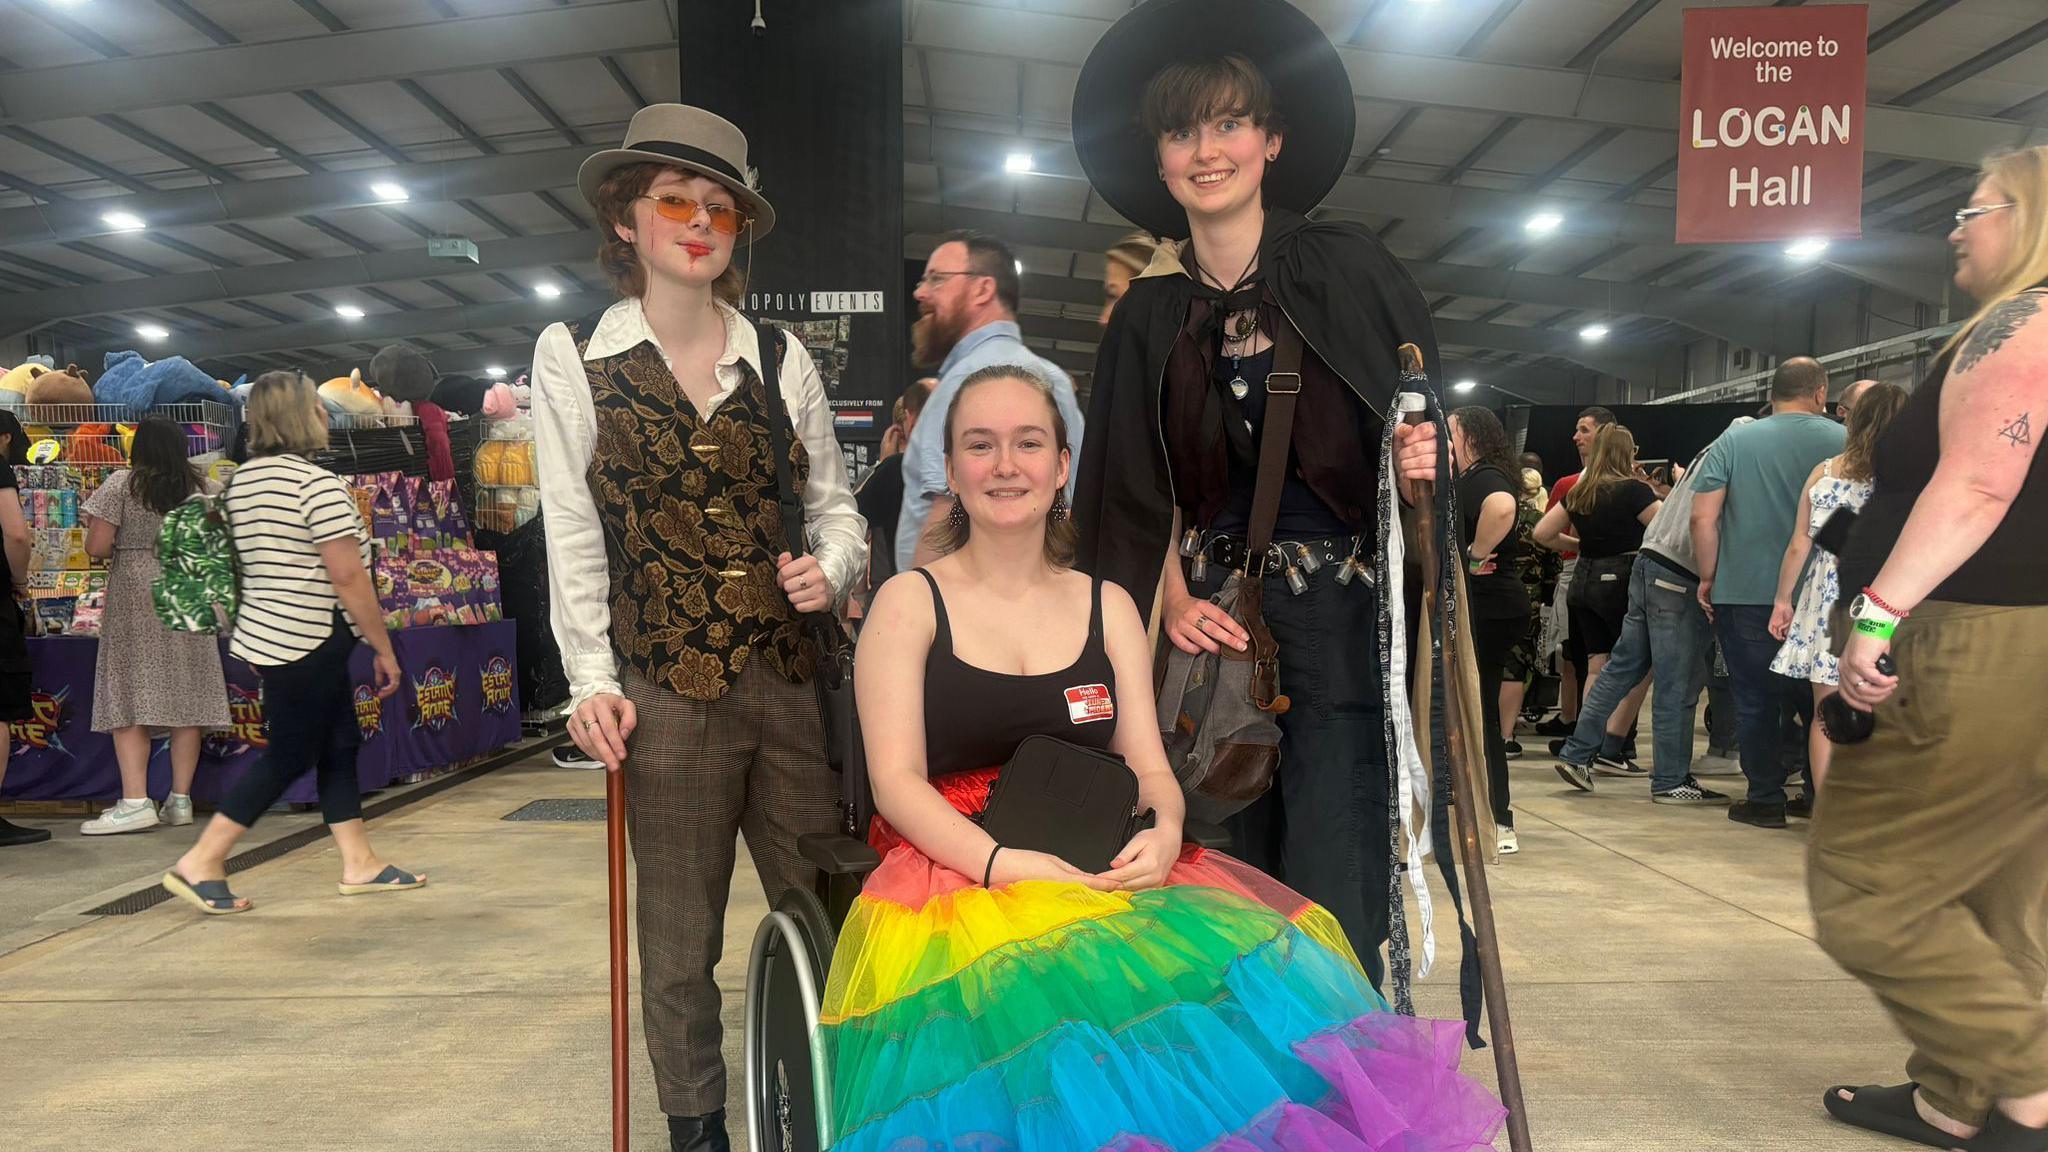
left=1841, top=290, right=2046, bottom=706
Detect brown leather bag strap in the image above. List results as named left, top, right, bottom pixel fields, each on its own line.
left=1243, top=318, right=1303, bottom=565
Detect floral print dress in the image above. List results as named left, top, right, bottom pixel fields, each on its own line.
left=1771, top=458, right=1871, bottom=686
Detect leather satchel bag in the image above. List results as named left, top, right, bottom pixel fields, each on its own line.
left=980, top=735, right=1150, bottom=874
left=758, top=321, right=862, bottom=777
left=1154, top=322, right=1303, bottom=823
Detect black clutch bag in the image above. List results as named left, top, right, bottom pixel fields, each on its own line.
left=980, top=735, right=1151, bottom=874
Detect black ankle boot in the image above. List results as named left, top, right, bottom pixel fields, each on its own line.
left=668, top=1110, right=731, bottom=1152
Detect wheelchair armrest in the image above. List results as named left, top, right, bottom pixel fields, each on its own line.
left=1183, top=819, right=1232, bottom=850
left=799, top=831, right=881, bottom=877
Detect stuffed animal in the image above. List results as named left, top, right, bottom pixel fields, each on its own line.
left=319, top=369, right=384, bottom=427
left=25, top=364, right=94, bottom=408
left=0, top=363, right=48, bottom=396
left=95, top=350, right=222, bottom=411
left=367, top=344, right=437, bottom=403
left=481, top=382, right=518, bottom=420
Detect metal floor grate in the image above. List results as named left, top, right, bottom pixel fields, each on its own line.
left=501, top=798, right=608, bottom=822
left=83, top=735, right=565, bottom=916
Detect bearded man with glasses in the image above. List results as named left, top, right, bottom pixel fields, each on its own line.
left=897, top=230, right=1088, bottom=570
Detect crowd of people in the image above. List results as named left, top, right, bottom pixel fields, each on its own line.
left=2, top=3, right=2042, bottom=1149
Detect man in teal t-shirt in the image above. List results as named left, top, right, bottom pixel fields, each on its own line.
left=1689, top=357, right=1845, bottom=826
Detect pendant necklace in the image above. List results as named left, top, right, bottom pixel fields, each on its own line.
left=1195, top=246, right=1261, bottom=401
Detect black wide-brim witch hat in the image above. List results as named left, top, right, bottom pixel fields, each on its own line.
left=1072, top=0, right=1356, bottom=240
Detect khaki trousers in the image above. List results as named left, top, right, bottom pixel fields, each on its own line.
left=622, top=659, right=839, bottom=1117
left=1808, top=601, right=2048, bottom=1123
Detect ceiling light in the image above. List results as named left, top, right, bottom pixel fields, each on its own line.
left=1014, top=259, right=1025, bottom=276
left=1785, top=237, right=1829, bottom=260
left=135, top=324, right=169, bottom=342
left=534, top=283, right=562, bottom=299
left=1524, top=211, right=1564, bottom=236
left=101, top=211, right=146, bottom=232
left=1453, top=379, right=1478, bottom=394
left=485, top=366, right=507, bottom=379
left=369, top=181, right=409, bottom=203
left=335, top=304, right=365, bottom=320
left=1580, top=324, right=1610, bottom=343
left=1004, top=151, right=1034, bottom=174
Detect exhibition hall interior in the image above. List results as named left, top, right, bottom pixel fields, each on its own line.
left=2, top=1, right=2045, bottom=1150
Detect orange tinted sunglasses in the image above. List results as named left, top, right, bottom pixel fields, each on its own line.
left=638, top=194, right=752, bottom=235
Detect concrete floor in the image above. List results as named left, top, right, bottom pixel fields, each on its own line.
left=0, top=740, right=1916, bottom=1151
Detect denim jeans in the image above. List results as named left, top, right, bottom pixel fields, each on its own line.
left=1714, top=603, right=1803, bottom=806
left=1559, top=555, right=1713, bottom=791
left=1705, top=645, right=1738, bottom=755
left=1200, top=561, right=1391, bottom=988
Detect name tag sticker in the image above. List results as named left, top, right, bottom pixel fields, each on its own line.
left=1065, top=683, right=1115, bottom=725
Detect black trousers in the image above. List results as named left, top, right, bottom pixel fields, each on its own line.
left=1472, top=612, right=1523, bottom=829
left=219, top=613, right=364, bottom=828
left=1201, top=563, right=1393, bottom=989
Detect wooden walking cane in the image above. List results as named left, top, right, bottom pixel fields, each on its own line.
left=607, top=764, right=631, bottom=1152
left=1397, top=344, right=1533, bottom=1152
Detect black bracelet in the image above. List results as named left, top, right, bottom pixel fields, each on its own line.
left=982, top=844, right=1002, bottom=888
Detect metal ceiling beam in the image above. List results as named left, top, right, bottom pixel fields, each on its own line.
left=0, top=0, right=675, bottom=126
left=0, top=146, right=590, bottom=247
left=914, top=126, right=1956, bottom=279
left=0, top=230, right=594, bottom=335
left=70, top=291, right=613, bottom=365
left=907, top=201, right=1811, bottom=353
left=904, top=2, right=2048, bottom=168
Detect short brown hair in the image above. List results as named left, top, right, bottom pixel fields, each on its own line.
left=591, top=162, right=745, bottom=305
left=923, top=365, right=1076, bottom=569
left=1770, top=356, right=1828, bottom=402
left=903, top=377, right=937, bottom=421
left=937, top=230, right=1020, bottom=315
left=245, top=371, right=329, bottom=458
left=1140, top=53, right=1286, bottom=138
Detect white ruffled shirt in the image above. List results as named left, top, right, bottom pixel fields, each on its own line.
left=530, top=297, right=867, bottom=710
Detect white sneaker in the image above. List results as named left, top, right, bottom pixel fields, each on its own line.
left=80, top=799, right=159, bottom=836
left=159, top=794, right=194, bottom=827
left=1694, top=753, right=1742, bottom=777
left=1496, top=827, right=1520, bottom=855
left=552, top=745, right=603, bottom=770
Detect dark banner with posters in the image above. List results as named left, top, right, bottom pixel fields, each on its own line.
left=2, top=623, right=520, bottom=803
left=682, top=0, right=907, bottom=480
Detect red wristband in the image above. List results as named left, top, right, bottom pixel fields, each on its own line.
left=1862, top=586, right=1909, bottom=619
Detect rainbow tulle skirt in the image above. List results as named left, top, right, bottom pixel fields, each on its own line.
left=818, top=769, right=1507, bottom=1151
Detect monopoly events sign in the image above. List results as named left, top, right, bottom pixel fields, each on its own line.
left=1677, top=4, right=1867, bottom=244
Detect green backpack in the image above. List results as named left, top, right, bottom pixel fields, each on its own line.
left=152, top=485, right=239, bottom=634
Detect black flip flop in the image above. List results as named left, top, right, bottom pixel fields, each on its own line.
left=1824, top=1084, right=1960, bottom=1150
left=161, top=870, right=251, bottom=915
left=1960, top=1111, right=2048, bottom=1152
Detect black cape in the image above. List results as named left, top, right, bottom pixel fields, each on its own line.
left=1073, top=208, right=1441, bottom=616
left=1072, top=209, right=1489, bottom=1044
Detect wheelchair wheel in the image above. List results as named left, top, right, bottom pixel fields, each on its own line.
left=744, top=887, right=836, bottom=1152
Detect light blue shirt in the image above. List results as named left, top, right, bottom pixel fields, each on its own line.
left=896, top=321, right=1086, bottom=571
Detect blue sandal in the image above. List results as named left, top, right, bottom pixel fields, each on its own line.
left=338, top=865, right=427, bottom=896
left=162, top=870, right=250, bottom=915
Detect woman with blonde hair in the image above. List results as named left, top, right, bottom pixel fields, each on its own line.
left=1766, top=382, right=1908, bottom=791
left=1817, top=146, right=2048, bottom=1150
left=163, top=372, right=411, bottom=913
left=1533, top=423, right=1659, bottom=777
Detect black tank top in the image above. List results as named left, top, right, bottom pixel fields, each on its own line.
left=1839, top=286, right=2048, bottom=606
left=917, top=569, right=1119, bottom=777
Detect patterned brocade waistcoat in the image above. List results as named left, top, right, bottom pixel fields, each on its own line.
left=579, top=338, right=813, bottom=701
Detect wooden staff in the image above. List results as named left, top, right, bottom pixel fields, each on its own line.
left=1398, top=343, right=1532, bottom=1152
left=607, top=765, right=631, bottom=1152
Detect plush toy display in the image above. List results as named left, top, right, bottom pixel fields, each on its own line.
left=367, top=344, right=438, bottom=403
left=319, top=369, right=385, bottom=427
left=95, top=351, right=225, bottom=411
left=0, top=363, right=49, bottom=396
left=25, top=364, right=94, bottom=408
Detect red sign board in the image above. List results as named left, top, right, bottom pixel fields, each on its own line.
left=1677, top=5, right=1868, bottom=244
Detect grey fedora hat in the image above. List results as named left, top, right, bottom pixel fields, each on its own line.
left=576, top=104, right=776, bottom=242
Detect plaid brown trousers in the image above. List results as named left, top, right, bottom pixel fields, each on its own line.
left=621, top=659, right=839, bottom=1117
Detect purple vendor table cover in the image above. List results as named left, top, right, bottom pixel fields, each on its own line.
left=1, top=621, right=521, bottom=804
